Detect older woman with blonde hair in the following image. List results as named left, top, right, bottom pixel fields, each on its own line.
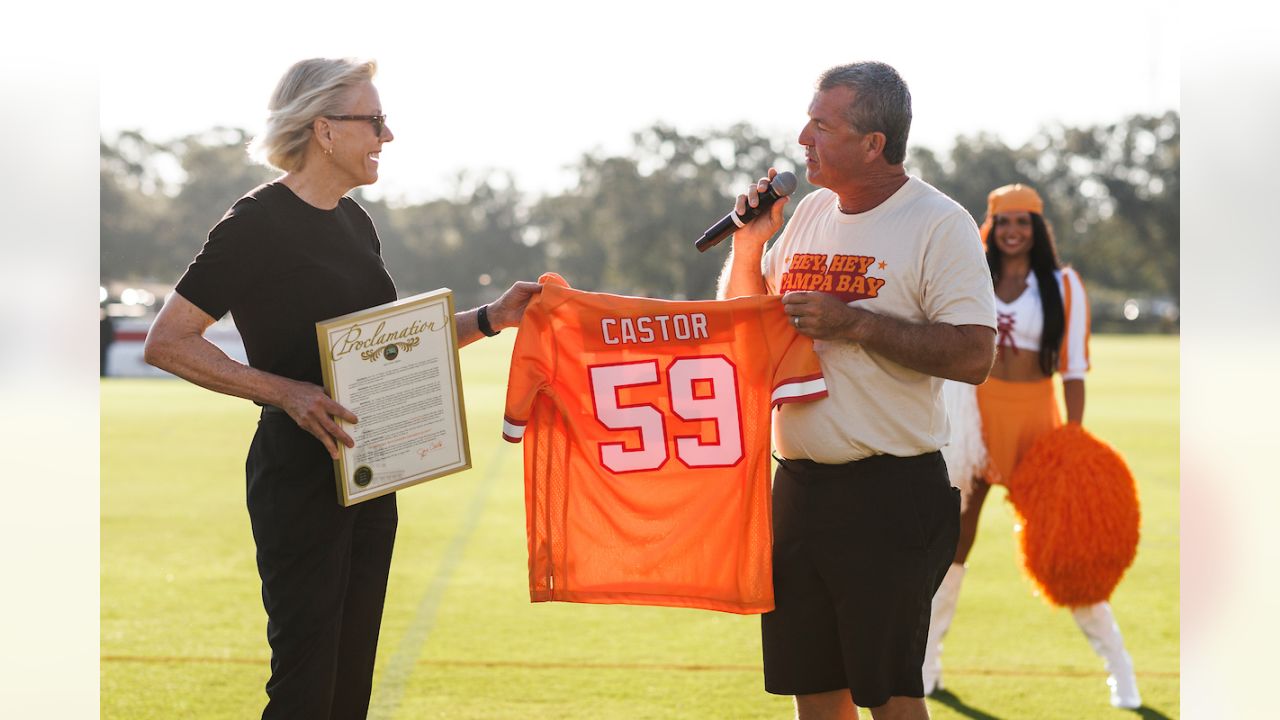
left=145, top=57, right=539, bottom=718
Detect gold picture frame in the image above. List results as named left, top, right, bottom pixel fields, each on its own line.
left=315, top=288, right=471, bottom=506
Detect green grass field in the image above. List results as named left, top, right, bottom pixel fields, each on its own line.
left=101, top=334, right=1178, bottom=719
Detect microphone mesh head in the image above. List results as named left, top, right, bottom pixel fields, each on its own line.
left=772, top=171, right=799, bottom=197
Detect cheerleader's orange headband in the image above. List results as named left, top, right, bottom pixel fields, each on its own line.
left=978, top=183, right=1044, bottom=248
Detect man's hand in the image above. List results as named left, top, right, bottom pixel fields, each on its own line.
left=782, top=291, right=864, bottom=341
left=719, top=168, right=791, bottom=299
left=732, top=167, right=791, bottom=252
left=783, top=291, right=995, bottom=384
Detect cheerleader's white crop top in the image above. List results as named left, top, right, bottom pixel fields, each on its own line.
left=993, top=267, right=1090, bottom=381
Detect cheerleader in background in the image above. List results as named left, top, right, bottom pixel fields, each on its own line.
left=926, top=184, right=1142, bottom=709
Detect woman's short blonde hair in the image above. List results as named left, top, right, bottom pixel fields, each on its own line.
left=248, top=57, right=377, bottom=172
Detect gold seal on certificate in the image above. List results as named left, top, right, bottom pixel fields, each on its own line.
left=316, top=289, right=471, bottom=506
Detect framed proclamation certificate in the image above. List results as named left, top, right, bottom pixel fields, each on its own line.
left=316, top=288, right=471, bottom=506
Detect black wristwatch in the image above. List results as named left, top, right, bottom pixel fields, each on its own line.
left=477, top=304, right=500, bottom=337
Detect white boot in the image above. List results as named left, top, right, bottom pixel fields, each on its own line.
left=1071, top=601, right=1142, bottom=709
left=923, top=563, right=966, bottom=695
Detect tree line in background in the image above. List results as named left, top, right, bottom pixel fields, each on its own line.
left=101, top=111, right=1178, bottom=332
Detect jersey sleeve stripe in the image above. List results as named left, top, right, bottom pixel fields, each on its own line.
left=502, top=416, right=527, bottom=443
left=771, top=377, right=828, bottom=407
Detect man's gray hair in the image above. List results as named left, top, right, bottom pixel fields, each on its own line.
left=248, top=58, right=378, bottom=173
left=817, top=62, right=912, bottom=165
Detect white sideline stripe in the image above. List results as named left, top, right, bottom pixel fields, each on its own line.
left=503, top=419, right=526, bottom=440
left=370, top=441, right=506, bottom=717
left=772, top=378, right=827, bottom=404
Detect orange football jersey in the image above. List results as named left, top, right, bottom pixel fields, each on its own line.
left=503, top=273, right=827, bottom=614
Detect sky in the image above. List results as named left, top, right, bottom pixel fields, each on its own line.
left=98, top=0, right=1180, bottom=204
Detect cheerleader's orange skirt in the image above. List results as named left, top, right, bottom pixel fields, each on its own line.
left=975, top=376, right=1061, bottom=485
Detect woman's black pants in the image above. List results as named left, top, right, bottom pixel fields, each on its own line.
left=246, top=409, right=399, bottom=720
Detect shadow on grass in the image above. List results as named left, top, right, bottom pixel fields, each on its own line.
left=928, top=689, right=1004, bottom=720
left=929, top=689, right=1174, bottom=720
left=1129, top=707, right=1173, bottom=719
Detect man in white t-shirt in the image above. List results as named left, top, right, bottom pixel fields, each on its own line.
left=719, top=61, right=997, bottom=720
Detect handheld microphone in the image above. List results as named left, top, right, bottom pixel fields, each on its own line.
left=694, top=171, right=798, bottom=252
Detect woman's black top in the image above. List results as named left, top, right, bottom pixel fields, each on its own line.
left=174, top=182, right=398, bottom=387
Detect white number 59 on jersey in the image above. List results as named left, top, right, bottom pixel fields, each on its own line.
left=588, top=356, right=744, bottom=473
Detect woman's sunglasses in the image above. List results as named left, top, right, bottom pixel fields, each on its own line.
left=325, top=114, right=387, bottom=137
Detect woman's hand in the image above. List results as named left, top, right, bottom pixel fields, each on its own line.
left=486, top=281, right=543, bottom=331
left=145, top=291, right=357, bottom=459
left=457, top=281, right=544, bottom=348
left=277, top=379, right=358, bottom=460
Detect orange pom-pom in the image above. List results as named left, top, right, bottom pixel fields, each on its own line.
left=1005, top=424, right=1140, bottom=607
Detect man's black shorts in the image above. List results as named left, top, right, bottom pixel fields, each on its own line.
left=761, top=451, right=960, bottom=709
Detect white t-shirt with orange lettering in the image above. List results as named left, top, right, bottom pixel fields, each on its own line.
left=761, top=177, right=996, bottom=463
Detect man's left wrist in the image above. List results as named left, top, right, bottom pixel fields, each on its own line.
left=841, top=305, right=869, bottom=342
